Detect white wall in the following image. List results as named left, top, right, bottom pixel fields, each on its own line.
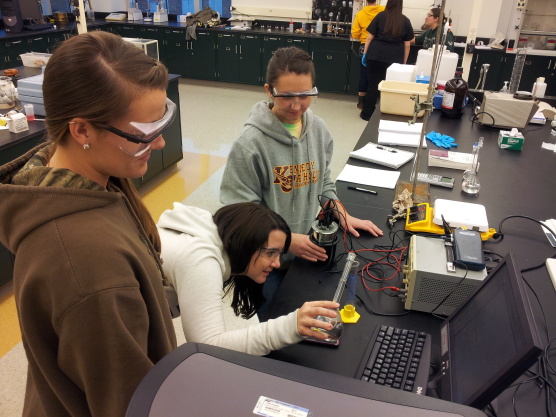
left=91, top=0, right=127, bottom=12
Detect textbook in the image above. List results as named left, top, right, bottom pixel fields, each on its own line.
left=349, top=142, right=415, bottom=169
left=428, top=149, right=475, bottom=171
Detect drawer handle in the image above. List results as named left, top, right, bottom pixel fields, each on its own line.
left=327, top=55, right=333, bottom=59
left=524, top=61, right=531, bottom=65
left=226, top=47, right=231, bottom=51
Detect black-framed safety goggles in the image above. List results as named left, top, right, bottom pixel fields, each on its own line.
left=98, top=97, right=177, bottom=144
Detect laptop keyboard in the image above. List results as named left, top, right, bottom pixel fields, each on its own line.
left=357, top=325, right=432, bottom=394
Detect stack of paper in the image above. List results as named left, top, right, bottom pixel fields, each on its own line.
left=377, top=120, right=427, bottom=148
left=428, top=149, right=475, bottom=171
left=336, top=165, right=401, bottom=189
left=349, top=142, right=415, bottom=169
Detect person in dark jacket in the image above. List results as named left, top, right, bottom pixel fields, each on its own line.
left=360, top=0, right=414, bottom=120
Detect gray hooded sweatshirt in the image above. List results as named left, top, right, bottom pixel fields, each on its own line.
left=220, top=101, right=338, bottom=239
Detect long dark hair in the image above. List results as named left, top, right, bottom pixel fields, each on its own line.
left=214, top=203, right=291, bottom=319
left=384, top=0, right=405, bottom=38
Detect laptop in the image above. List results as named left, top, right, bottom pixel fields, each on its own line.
left=356, top=252, right=543, bottom=410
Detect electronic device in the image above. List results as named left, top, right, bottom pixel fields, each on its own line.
left=122, top=38, right=159, bottom=60
left=0, top=0, right=24, bottom=33
left=309, top=198, right=339, bottom=267
left=478, top=91, right=539, bottom=129
left=452, top=229, right=485, bottom=271
left=105, top=12, right=127, bottom=21
left=403, top=235, right=487, bottom=315
left=128, top=8, right=143, bottom=21
left=127, top=343, right=488, bottom=417
left=436, top=252, right=543, bottom=409
left=418, top=172, right=454, bottom=188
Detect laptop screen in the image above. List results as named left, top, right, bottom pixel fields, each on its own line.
left=438, top=252, right=543, bottom=409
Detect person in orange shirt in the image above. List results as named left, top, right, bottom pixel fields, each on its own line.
left=351, top=0, right=385, bottom=109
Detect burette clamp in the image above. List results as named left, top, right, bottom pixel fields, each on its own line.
left=410, top=94, right=434, bottom=125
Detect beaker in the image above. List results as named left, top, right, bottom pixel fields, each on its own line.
left=313, top=308, right=343, bottom=342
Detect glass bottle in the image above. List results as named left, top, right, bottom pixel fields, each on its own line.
left=462, top=137, right=483, bottom=195
left=441, top=67, right=468, bottom=119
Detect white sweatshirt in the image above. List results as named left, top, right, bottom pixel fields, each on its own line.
left=157, top=203, right=303, bottom=356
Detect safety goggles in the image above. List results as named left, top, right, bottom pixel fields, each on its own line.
left=271, top=87, right=318, bottom=109
left=98, top=98, right=177, bottom=157
left=259, top=246, right=284, bottom=260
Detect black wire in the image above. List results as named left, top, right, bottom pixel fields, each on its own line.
left=495, top=215, right=556, bottom=271
left=355, top=294, right=411, bottom=317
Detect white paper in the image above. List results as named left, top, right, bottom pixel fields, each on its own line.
left=336, top=164, right=401, bottom=189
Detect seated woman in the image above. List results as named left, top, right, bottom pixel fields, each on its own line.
left=157, top=202, right=339, bottom=356
left=411, top=7, right=454, bottom=52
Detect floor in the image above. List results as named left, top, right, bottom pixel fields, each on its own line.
left=0, top=78, right=366, bottom=416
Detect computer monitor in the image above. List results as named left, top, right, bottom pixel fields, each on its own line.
left=437, top=252, right=543, bottom=409
left=19, top=0, right=43, bottom=22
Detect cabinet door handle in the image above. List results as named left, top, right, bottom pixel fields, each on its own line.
left=327, top=55, right=333, bottom=60
left=548, top=60, right=552, bottom=69
left=240, top=45, right=242, bottom=54
left=475, top=54, right=478, bottom=64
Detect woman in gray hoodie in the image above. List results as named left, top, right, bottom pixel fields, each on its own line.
left=220, top=47, right=383, bottom=316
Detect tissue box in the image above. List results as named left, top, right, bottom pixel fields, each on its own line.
left=7, top=112, right=29, bottom=133
left=498, top=130, right=524, bottom=150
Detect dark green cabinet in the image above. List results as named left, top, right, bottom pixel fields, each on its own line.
left=215, top=33, right=262, bottom=85
left=285, top=36, right=309, bottom=52
left=164, top=28, right=217, bottom=80
left=216, top=33, right=239, bottom=82
left=348, top=41, right=362, bottom=94
left=262, top=35, right=286, bottom=69
left=310, top=38, right=349, bottom=93
left=132, top=76, right=183, bottom=188
left=468, top=49, right=505, bottom=91
left=519, top=55, right=556, bottom=96
left=1, top=38, right=27, bottom=68
left=239, top=34, right=263, bottom=85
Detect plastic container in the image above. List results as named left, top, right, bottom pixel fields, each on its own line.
left=20, top=52, right=52, bottom=67
left=385, top=63, right=415, bottom=82
left=533, top=77, right=547, bottom=98
left=414, top=46, right=458, bottom=84
left=378, top=80, right=429, bottom=117
left=24, top=104, right=35, bottom=121
left=316, top=18, right=323, bottom=34
left=289, top=19, right=294, bottom=33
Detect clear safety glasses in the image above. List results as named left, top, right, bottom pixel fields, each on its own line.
left=271, top=87, right=318, bottom=109
left=98, top=98, right=177, bottom=157
left=259, top=246, right=284, bottom=260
